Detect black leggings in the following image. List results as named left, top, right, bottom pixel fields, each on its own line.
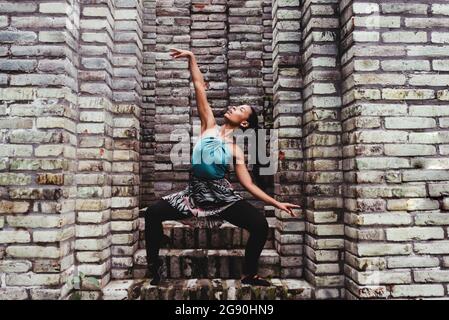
left=144, top=198, right=269, bottom=276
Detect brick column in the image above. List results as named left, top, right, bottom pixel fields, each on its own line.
left=138, top=0, right=157, bottom=250
left=110, top=0, right=143, bottom=280
left=301, top=0, right=345, bottom=299
left=152, top=0, right=191, bottom=204
left=140, top=0, right=157, bottom=209
left=260, top=0, right=275, bottom=195
left=0, top=0, right=79, bottom=300
left=75, top=0, right=114, bottom=298
left=262, top=0, right=274, bottom=130
left=227, top=0, right=267, bottom=207
left=191, top=1, right=228, bottom=126
left=271, top=0, right=304, bottom=279
left=341, top=0, right=449, bottom=299
left=227, top=0, right=264, bottom=107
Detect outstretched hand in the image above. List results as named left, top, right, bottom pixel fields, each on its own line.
left=169, top=47, right=192, bottom=59
left=276, top=202, right=301, bottom=217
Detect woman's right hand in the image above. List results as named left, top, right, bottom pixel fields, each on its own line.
left=169, top=48, right=193, bottom=59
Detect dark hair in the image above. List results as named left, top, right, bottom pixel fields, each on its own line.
left=240, top=105, right=266, bottom=188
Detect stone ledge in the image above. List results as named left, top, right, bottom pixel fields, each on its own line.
left=133, top=248, right=281, bottom=279
left=101, top=278, right=315, bottom=300
left=137, top=217, right=277, bottom=250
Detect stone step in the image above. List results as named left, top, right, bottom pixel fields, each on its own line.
left=102, top=279, right=146, bottom=300
left=263, top=205, right=275, bottom=217
left=102, top=278, right=314, bottom=300
left=133, top=248, right=280, bottom=279
left=142, top=278, right=313, bottom=300
left=138, top=217, right=276, bottom=250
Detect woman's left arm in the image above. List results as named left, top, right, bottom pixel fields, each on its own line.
left=232, top=144, right=300, bottom=216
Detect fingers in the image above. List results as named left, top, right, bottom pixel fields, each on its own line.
left=169, top=48, right=181, bottom=58
left=284, top=205, right=299, bottom=217
left=170, top=52, right=181, bottom=59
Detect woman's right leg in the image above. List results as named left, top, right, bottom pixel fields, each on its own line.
left=144, top=198, right=186, bottom=267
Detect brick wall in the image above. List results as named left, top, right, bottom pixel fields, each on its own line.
left=148, top=0, right=275, bottom=210
left=0, top=0, right=144, bottom=299
left=0, top=0, right=79, bottom=299
left=301, top=0, right=345, bottom=299
left=271, top=0, right=304, bottom=284
left=1, top=0, right=449, bottom=300
left=341, top=0, right=449, bottom=299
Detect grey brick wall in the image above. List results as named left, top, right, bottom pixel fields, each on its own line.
left=272, top=0, right=304, bottom=283
left=0, top=0, right=144, bottom=299
left=301, top=0, right=345, bottom=299
left=147, top=0, right=274, bottom=210
left=0, top=0, right=80, bottom=300
left=341, top=0, right=449, bottom=299
left=1, top=0, right=449, bottom=300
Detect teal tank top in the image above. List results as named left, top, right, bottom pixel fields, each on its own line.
left=191, top=125, right=233, bottom=179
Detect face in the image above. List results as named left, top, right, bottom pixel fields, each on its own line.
left=224, top=104, right=252, bottom=128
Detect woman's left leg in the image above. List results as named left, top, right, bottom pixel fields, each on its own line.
left=217, top=199, right=269, bottom=278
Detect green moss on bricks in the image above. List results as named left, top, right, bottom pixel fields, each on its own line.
left=281, top=287, right=289, bottom=300
left=251, top=286, right=262, bottom=299
left=266, top=287, right=277, bottom=300
left=182, top=289, right=189, bottom=300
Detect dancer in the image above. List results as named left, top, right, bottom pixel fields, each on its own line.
left=144, top=47, right=300, bottom=286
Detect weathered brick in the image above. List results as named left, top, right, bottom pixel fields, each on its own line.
left=0, top=288, right=28, bottom=300
left=0, top=260, right=32, bottom=273
left=6, top=246, right=60, bottom=259
left=0, top=200, right=30, bottom=214
left=414, top=241, right=449, bottom=254
left=0, top=3, right=37, bottom=13
left=7, top=215, right=63, bottom=228
left=355, top=243, right=412, bottom=257
left=414, top=270, right=449, bottom=283
left=386, top=227, right=444, bottom=241
left=0, top=230, right=31, bottom=243
left=0, top=59, right=37, bottom=72
left=382, top=3, right=428, bottom=15
left=39, top=3, right=67, bottom=14
left=391, top=285, right=444, bottom=298
left=6, top=273, right=60, bottom=286
left=388, top=256, right=440, bottom=269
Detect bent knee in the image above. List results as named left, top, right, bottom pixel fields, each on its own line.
left=144, top=201, right=166, bottom=222
left=249, top=216, right=269, bottom=235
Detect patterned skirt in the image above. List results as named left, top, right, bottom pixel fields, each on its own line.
left=161, top=174, right=244, bottom=228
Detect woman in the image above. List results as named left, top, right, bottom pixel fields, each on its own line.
left=144, top=47, right=300, bottom=286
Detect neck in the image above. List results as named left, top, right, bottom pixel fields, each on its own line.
left=219, top=122, right=238, bottom=140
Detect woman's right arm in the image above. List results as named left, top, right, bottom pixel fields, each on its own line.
left=188, top=54, right=216, bottom=132
left=169, top=48, right=216, bottom=133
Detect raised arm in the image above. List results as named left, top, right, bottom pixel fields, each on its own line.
left=169, top=48, right=216, bottom=133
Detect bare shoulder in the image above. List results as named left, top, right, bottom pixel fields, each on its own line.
left=199, top=122, right=218, bottom=137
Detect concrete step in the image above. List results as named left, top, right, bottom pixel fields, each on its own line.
left=141, top=278, right=313, bottom=300
left=133, top=248, right=280, bottom=279
left=101, top=278, right=314, bottom=300
left=102, top=279, right=146, bottom=300
left=263, top=205, right=275, bottom=217
left=138, top=217, right=276, bottom=250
